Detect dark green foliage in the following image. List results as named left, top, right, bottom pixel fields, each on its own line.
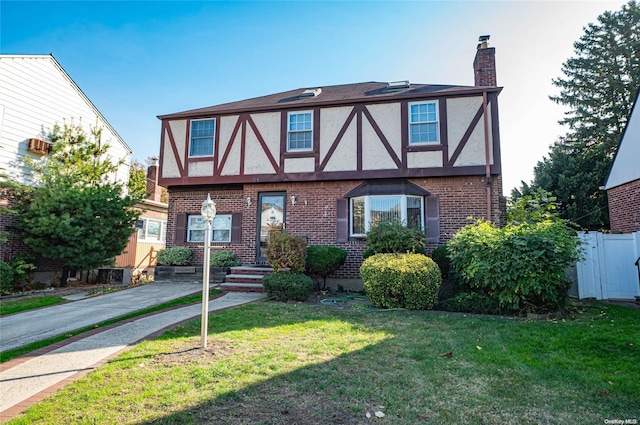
left=11, top=121, right=143, bottom=277
left=209, top=250, right=241, bottom=267
left=305, top=246, right=347, bottom=289
left=447, top=218, right=581, bottom=314
left=430, top=245, right=450, bottom=279
left=441, top=292, right=501, bottom=315
left=262, top=272, right=314, bottom=302
left=266, top=231, right=307, bottom=273
left=360, top=253, right=441, bottom=310
left=363, top=218, right=426, bottom=259
left=514, top=1, right=640, bottom=230
left=156, top=247, right=193, bottom=266
left=0, top=261, right=14, bottom=294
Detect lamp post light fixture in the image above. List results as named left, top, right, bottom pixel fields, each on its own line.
left=200, top=193, right=216, bottom=349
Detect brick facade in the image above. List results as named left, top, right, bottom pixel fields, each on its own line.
left=167, top=175, right=505, bottom=278
left=607, top=179, right=640, bottom=233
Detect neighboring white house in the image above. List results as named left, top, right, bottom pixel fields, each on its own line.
left=604, top=89, right=640, bottom=234
left=0, top=54, right=131, bottom=187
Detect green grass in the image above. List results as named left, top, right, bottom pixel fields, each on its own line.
left=6, top=300, right=640, bottom=424
left=0, top=295, right=67, bottom=316
left=0, top=290, right=220, bottom=363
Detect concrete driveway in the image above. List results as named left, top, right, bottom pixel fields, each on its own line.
left=0, top=282, right=204, bottom=352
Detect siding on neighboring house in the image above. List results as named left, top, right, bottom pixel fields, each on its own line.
left=0, top=55, right=133, bottom=274
left=0, top=54, right=131, bottom=186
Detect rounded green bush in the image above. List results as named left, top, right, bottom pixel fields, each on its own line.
left=156, top=247, right=193, bottom=266
left=210, top=250, right=241, bottom=267
left=263, top=272, right=314, bottom=302
left=360, top=253, right=441, bottom=310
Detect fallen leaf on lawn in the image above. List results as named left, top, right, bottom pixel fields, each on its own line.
left=502, top=346, right=507, bottom=352
left=607, top=381, right=615, bottom=385
left=597, top=390, right=608, bottom=398
left=366, top=412, right=371, bottom=419
left=139, top=363, right=145, bottom=368
left=375, top=411, right=385, bottom=418
left=440, top=350, right=454, bottom=358
left=627, top=342, right=634, bottom=347
left=476, top=346, right=482, bottom=350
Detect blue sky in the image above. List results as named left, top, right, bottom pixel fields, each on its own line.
left=0, top=0, right=628, bottom=193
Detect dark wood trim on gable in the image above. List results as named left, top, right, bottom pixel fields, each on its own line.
left=163, top=121, right=184, bottom=176
left=489, top=92, right=502, bottom=173
left=239, top=115, right=247, bottom=175
left=362, top=106, right=402, bottom=169
left=447, top=104, right=484, bottom=167
left=356, top=105, right=363, bottom=171
left=246, top=115, right=279, bottom=173
left=280, top=111, right=287, bottom=172
left=439, top=98, right=449, bottom=162
left=217, top=116, right=243, bottom=176
left=319, top=106, right=357, bottom=172
left=400, top=101, right=408, bottom=167
left=214, top=116, right=221, bottom=175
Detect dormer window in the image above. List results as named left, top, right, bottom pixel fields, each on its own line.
left=409, top=101, right=439, bottom=144
left=287, top=111, right=313, bottom=151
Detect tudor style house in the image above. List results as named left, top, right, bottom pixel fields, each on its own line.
left=157, top=37, right=505, bottom=279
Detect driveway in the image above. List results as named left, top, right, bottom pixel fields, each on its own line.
left=0, top=282, right=204, bottom=352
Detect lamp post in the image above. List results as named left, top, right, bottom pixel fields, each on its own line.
left=200, top=193, right=216, bottom=348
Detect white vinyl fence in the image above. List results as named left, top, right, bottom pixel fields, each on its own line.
left=575, top=232, right=640, bottom=300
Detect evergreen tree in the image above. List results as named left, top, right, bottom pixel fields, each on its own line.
left=514, top=1, right=640, bottom=230
left=128, top=160, right=148, bottom=200
left=12, top=120, right=142, bottom=285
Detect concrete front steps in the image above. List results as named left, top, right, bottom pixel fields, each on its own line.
left=221, top=266, right=273, bottom=293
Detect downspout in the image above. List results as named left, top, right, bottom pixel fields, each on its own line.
left=482, top=91, right=492, bottom=221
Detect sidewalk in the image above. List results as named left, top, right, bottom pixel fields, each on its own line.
left=0, top=291, right=265, bottom=422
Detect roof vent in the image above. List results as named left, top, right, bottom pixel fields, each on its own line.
left=386, top=80, right=410, bottom=91
left=300, top=88, right=322, bottom=98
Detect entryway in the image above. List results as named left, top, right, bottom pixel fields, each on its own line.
left=256, top=192, right=286, bottom=263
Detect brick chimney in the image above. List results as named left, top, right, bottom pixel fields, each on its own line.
left=473, top=35, right=497, bottom=86
left=146, top=156, right=162, bottom=202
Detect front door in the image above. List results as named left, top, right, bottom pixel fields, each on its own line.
left=256, top=192, right=286, bottom=264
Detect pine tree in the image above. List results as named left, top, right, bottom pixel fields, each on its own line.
left=12, top=120, right=142, bottom=285
left=514, top=1, right=640, bottom=230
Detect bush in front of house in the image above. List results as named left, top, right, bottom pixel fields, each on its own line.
left=156, top=247, right=193, bottom=266
left=210, top=250, right=241, bottom=268
left=266, top=231, right=307, bottom=273
left=447, top=218, right=581, bottom=314
left=360, top=253, right=441, bottom=310
left=0, top=261, right=14, bottom=294
left=305, top=246, right=348, bottom=289
left=263, top=272, right=314, bottom=302
left=363, top=218, right=426, bottom=259
left=441, top=292, right=501, bottom=315
left=430, top=245, right=450, bottom=279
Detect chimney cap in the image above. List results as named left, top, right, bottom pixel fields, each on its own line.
left=148, top=156, right=159, bottom=166
left=477, top=35, right=491, bottom=49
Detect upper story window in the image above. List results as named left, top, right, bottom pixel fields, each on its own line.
left=187, top=214, right=232, bottom=243
left=287, top=111, right=313, bottom=151
left=409, top=101, right=439, bottom=144
left=138, top=218, right=167, bottom=243
left=189, top=119, right=215, bottom=157
left=350, top=195, right=424, bottom=237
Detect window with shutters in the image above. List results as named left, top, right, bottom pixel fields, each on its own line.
left=187, top=214, right=232, bottom=242
left=349, top=195, right=424, bottom=237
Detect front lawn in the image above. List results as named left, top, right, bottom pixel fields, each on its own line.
left=0, top=295, right=67, bottom=316
left=7, top=300, right=639, bottom=424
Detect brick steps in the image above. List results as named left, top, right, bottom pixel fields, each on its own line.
left=222, top=266, right=274, bottom=293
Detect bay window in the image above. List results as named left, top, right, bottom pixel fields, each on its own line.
left=350, top=195, right=424, bottom=236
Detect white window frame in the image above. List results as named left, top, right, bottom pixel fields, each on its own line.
left=408, top=101, right=439, bottom=144
left=137, top=218, right=167, bottom=243
left=187, top=214, right=232, bottom=243
left=189, top=118, right=215, bottom=157
left=287, top=111, right=313, bottom=152
left=349, top=195, right=424, bottom=237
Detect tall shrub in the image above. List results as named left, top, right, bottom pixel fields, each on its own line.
left=156, top=247, right=193, bottom=266
left=447, top=219, right=581, bottom=314
left=305, top=246, right=347, bottom=289
left=265, top=231, right=307, bottom=273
